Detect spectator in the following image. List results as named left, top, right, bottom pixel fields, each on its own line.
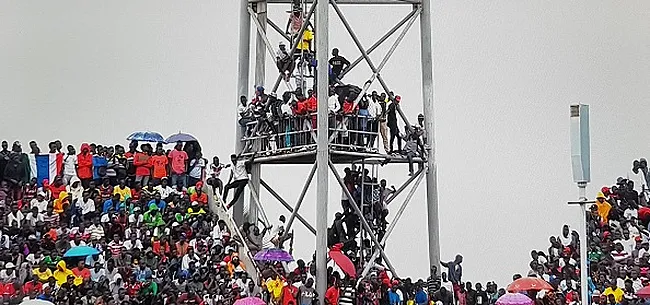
left=169, top=142, right=189, bottom=187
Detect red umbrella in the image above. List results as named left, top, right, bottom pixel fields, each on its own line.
left=636, top=286, right=650, bottom=298
left=507, top=277, right=554, bottom=292
left=329, top=243, right=356, bottom=278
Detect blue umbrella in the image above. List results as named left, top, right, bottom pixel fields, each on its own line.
left=165, top=132, right=198, bottom=143
left=127, top=131, right=166, bottom=143
left=64, top=246, right=100, bottom=258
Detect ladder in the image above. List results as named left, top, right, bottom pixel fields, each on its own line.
left=203, top=185, right=261, bottom=281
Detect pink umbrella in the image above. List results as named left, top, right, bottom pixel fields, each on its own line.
left=496, top=293, right=534, bottom=305
left=234, top=297, right=266, bottom=305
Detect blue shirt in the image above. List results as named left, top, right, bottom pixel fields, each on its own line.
left=92, top=156, right=108, bottom=180
left=102, top=199, right=121, bottom=213
left=148, top=199, right=166, bottom=211
left=389, top=291, right=400, bottom=305
left=415, top=291, right=428, bottom=304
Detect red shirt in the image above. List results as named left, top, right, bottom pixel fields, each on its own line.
left=282, top=285, right=298, bottom=305
left=1, top=283, right=15, bottom=297
left=134, top=152, right=152, bottom=176
left=23, top=281, right=43, bottom=294
left=77, top=153, right=93, bottom=179
left=73, top=267, right=91, bottom=280
left=50, top=184, right=66, bottom=200
left=325, top=286, right=339, bottom=305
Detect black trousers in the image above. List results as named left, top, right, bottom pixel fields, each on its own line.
left=224, top=179, right=248, bottom=206
left=389, top=125, right=402, bottom=153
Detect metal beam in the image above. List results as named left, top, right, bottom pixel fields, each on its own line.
left=249, top=7, right=294, bottom=90
left=385, top=167, right=425, bottom=205
left=420, top=0, right=441, bottom=273
left=361, top=169, right=425, bottom=277
left=259, top=178, right=317, bottom=235
left=247, top=180, right=271, bottom=227
left=252, top=0, right=421, bottom=4
left=340, top=8, right=418, bottom=78
left=234, top=0, right=251, bottom=225
left=267, top=18, right=291, bottom=42
left=328, top=160, right=399, bottom=278
left=286, top=163, right=318, bottom=233
left=271, top=2, right=317, bottom=93
left=316, top=0, right=330, bottom=303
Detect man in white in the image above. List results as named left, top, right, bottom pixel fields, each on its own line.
left=123, top=233, right=143, bottom=251
left=62, top=145, right=78, bottom=185
left=79, top=191, right=95, bottom=220
left=223, top=154, right=254, bottom=209
left=30, top=192, right=48, bottom=213
left=181, top=247, right=201, bottom=271
left=7, top=205, right=24, bottom=228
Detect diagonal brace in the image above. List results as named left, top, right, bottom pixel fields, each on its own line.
left=259, top=167, right=317, bottom=235
left=361, top=168, right=425, bottom=277
left=285, top=162, right=318, bottom=233
left=386, top=167, right=425, bottom=206
left=248, top=7, right=294, bottom=91
left=272, top=2, right=317, bottom=93
left=328, top=160, right=399, bottom=278
left=340, top=8, right=419, bottom=79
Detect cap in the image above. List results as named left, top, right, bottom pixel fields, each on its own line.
left=593, top=290, right=601, bottom=297
left=5, top=263, right=15, bottom=269
left=395, top=96, right=401, bottom=102
left=418, top=113, right=424, bottom=119
left=256, top=85, right=265, bottom=92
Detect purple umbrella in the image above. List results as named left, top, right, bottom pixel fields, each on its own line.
left=254, top=248, right=294, bottom=262
left=496, top=293, right=533, bottom=305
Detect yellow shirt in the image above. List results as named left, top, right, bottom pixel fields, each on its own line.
left=33, top=268, right=52, bottom=282
left=113, top=186, right=131, bottom=202
left=266, top=278, right=284, bottom=300
left=297, top=30, right=313, bottom=51
left=603, top=287, right=624, bottom=303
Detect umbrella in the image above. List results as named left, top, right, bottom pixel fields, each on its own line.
left=64, top=246, right=100, bottom=258
left=126, top=131, right=165, bottom=143
left=234, top=297, right=266, bottom=305
left=496, top=293, right=534, bottom=305
left=20, top=300, right=56, bottom=305
left=637, top=286, right=650, bottom=298
left=165, top=132, right=198, bottom=143
left=254, top=248, right=293, bottom=262
left=507, top=277, right=554, bottom=292
left=329, top=243, right=356, bottom=278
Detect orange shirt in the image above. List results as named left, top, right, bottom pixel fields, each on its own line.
left=190, top=192, right=208, bottom=205
left=150, top=155, right=169, bottom=179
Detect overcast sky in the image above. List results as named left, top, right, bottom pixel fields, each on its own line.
left=2, top=1, right=650, bottom=286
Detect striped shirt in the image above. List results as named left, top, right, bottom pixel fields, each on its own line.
left=427, top=275, right=441, bottom=296
left=339, top=284, right=356, bottom=305
left=108, top=241, right=125, bottom=256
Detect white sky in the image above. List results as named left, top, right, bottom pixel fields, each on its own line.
left=1, top=0, right=650, bottom=286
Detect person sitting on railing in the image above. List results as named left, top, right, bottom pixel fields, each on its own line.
left=238, top=95, right=255, bottom=137
left=277, top=41, right=295, bottom=82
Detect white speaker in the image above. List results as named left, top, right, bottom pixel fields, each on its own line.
left=570, top=104, right=591, bottom=183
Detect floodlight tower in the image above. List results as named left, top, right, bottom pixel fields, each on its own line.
left=234, top=0, right=440, bottom=304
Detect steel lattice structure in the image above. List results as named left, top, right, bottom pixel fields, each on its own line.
left=234, top=0, right=439, bottom=303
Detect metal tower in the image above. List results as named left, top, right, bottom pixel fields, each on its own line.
left=234, top=0, right=439, bottom=302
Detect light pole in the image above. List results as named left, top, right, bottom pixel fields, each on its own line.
left=568, top=104, right=590, bottom=305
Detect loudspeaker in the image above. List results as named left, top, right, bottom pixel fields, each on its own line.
left=570, top=104, right=591, bottom=183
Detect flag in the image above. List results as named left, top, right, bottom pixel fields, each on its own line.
left=28, top=153, right=64, bottom=186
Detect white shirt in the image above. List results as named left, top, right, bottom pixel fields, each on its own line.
left=155, top=185, right=174, bottom=199
left=25, top=212, right=44, bottom=227
left=79, top=198, right=95, bottom=215
left=232, top=161, right=249, bottom=181
left=7, top=211, right=24, bottom=228
left=189, top=158, right=207, bottom=179
left=123, top=239, right=143, bottom=251
left=63, top=154, right=78, bottom=176
left=238, top=104, right=251, bottom=120
left=281, top=103, right=293, bottom=116
left=30, top=199, right=48, bottom=213
left=625, top=208, right=639, bottom=220
left=368, top=100, right=381, bottom=118
left=181, top=253, right=200, bottom=270
left=328, top=95, right=341, bottom=113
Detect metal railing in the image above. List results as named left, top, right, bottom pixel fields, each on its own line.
left=240, top=113, right=381, bottom=157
